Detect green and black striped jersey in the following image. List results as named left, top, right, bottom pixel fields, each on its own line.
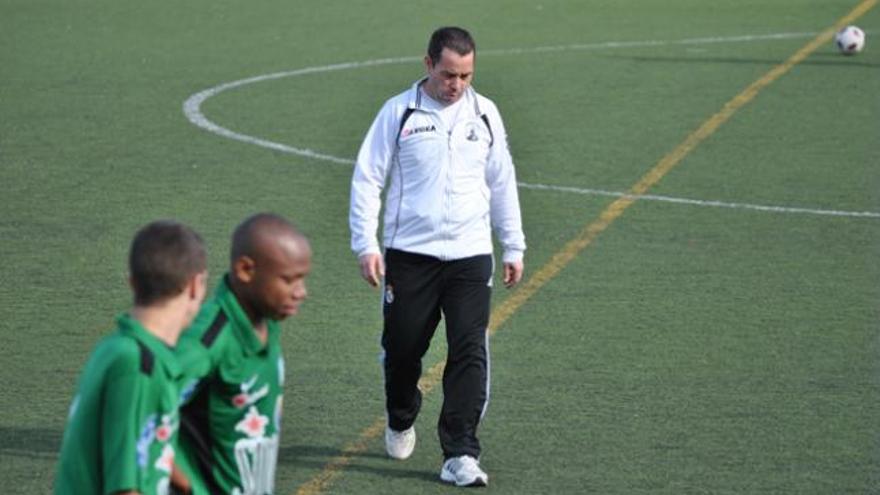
left=176, top=276, right=284, bottom=495
left=55, top=314, right=182, bottom=495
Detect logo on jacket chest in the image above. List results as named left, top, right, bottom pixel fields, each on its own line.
left=464, top=122, right=485, bottom=142
left=401, top=124, right=436, bottom=138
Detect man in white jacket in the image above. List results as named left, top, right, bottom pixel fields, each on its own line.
left=349, top=26, right=525, bottom=487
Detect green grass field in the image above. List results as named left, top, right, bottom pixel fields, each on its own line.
left=2, top=0, right=879, bottom=493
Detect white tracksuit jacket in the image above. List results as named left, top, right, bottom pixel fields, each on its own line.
left=350, top=79, right=526, bottom=263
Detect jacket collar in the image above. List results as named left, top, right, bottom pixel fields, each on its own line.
left=406, top=78, right=483, bottom=116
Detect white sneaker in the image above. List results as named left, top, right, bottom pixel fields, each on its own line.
left=384, top=425, right=416, bottom=460
left=440, top=455, right=488, bottom=487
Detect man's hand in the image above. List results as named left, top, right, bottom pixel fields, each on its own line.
left=358, top=253, right=385, bottom=287
left=503, top=260, right=524, bottom=288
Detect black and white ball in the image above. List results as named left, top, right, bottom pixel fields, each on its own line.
left=835, top=25, right=865, bottom=55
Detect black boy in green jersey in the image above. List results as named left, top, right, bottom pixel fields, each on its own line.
left=55, top=221, right=208, bottom=495
left=175, top=213, right=311, bottom=495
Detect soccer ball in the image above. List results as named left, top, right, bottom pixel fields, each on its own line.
left=835, top=25, right=865, bottom=55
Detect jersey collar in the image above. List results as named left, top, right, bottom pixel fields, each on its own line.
left=117, top=313, right=182, bottom=377
left=216, top=275, right=278, bottom=356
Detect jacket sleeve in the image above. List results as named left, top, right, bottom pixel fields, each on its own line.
left=350, top=100, right=398, bottom=258
left=484, top=101, right=526, bottom=263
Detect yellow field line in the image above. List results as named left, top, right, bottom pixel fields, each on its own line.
left=293, top=2, right=875, bottom=493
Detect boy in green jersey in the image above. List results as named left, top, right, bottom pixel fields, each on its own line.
left=174, top=213, right=311, bottom=495
left=54, top=221, right=208, bottom=495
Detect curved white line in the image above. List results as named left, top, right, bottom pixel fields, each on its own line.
left=183, top=32, right=819, bottom=165
left=183, top=57, right=420, bottom=165
left=182, top=31, right=880, bottom=220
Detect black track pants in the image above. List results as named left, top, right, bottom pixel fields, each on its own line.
left=382, top=248, right=492, bottom=460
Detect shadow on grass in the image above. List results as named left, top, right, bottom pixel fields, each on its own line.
left=1, top=434, right=440, bottom=484
left=278, top=443, right=438, bottom=483
left=0, top=426, right=62, bottom=460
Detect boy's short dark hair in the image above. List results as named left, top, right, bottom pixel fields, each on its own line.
left=427, top=26, right=476, bottom=64
left=129, top=220, right=206, bottom=306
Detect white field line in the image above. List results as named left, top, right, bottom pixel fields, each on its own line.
left=183, top=57, right=421, bottom=165
left=183, top=31, right=820, bottom=164
left=518, top=182, right=880, bottom=219
left=479, top=31, right=819, bottom=55
left=182, top=31, right=880, bottom=220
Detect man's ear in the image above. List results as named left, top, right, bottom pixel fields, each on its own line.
left=233, top=255, right=256, bottom=284
left=424, top=55, right=433, bottom=72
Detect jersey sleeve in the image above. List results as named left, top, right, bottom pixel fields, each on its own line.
left=175, top=331, right=217, bottom=406
left=349, top=99, right=400, bottom=258
left=100, top=356, right=147, bottom=494
left=483, top=100, right=526, bottom=263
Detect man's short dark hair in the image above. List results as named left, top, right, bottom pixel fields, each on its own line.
left=427, top=26, right=476, bottom=64
left=129, top=220, right=206, bottom=306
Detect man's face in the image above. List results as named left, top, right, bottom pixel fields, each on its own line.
left=246, top=236, right=312, bottom=321
left=424, top=47, right=474, bottom=104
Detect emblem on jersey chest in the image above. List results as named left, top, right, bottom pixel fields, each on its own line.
left=136, top=413, right=176, bottom=468
left=235, top=405, right=270, bottom=439
left=154, top=444, right=175, bottom=473
left=232, top=374, right=269, bottom=409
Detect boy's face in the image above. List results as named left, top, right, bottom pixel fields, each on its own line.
left=237, top=235, right=312, bottom=321
left=184, top=271, right=209, bottom=324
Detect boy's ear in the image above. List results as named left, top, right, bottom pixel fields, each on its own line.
left=233, top=255, right=256, bottom=284
left=187, top=271, right=208, bottom=300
